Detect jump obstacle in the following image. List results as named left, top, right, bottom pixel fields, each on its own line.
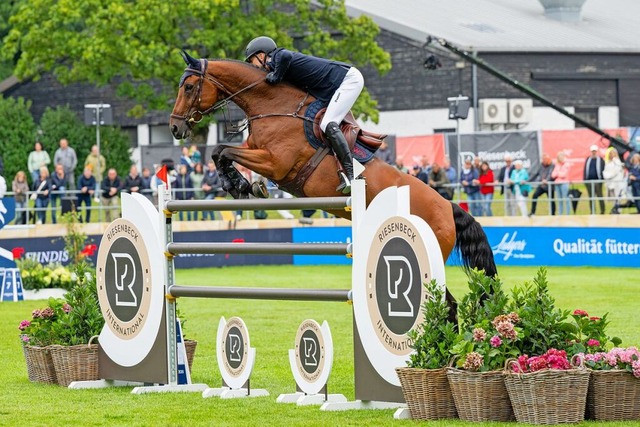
left=76, top=176, right=446, bottom=416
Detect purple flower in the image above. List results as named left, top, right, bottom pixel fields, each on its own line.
left=40, top=307, right=54, bottom=319
left=490, top=335, right=502, bottom=347
left=21, top=335, right=30, bottom=343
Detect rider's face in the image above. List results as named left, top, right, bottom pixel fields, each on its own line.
left=249, top=52, right=266, bottom=68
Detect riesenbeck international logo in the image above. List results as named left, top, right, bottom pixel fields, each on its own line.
left=366, top=216, right=429, bottom=356
left=221, top=317, right=249, bottom=378
left=97, top=219, right=152, bottom=340
left=294, top=320, right=325, bottom=383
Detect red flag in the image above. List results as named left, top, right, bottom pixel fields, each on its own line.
left=156, top=165, right=168, bottom=189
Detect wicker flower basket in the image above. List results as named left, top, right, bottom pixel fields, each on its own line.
left=504, top=366, right=590, bottom=425
left=396, top=367, right=457, bottom=420
left=446, top=368, right=514, bottom=422
left=22, top=344, right=57, bottom=384
left=49, top=344, right=99, bottom=387
left=184, top=339, right=197, bottom=372
left=586, top=370, right=640, bottom=421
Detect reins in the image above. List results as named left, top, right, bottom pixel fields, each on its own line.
left=171, top=59, right=313, bottom=128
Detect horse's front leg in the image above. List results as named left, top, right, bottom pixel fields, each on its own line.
left=211, top=145, right=274, bottom=199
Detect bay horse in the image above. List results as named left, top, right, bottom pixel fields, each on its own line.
left=169, top=53, right=497, bottom=316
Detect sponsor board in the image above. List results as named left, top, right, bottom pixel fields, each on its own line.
left=292, top=227, right=352, bottom=265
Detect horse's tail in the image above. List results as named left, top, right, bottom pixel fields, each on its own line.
left=451, top=202, right=497, bottom=277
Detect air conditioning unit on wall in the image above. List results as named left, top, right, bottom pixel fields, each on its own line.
left=508, top=99, right=533, bottom=124
left=478, top=99, right=508, bottom=124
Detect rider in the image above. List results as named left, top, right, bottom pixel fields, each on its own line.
left=244, top=36, right=363, bottom=194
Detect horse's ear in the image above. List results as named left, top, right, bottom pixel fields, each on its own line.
left=180, top=50, right=200, bottom=69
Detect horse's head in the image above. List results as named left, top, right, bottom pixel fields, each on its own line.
left=169, top=51, right=220, bottom=140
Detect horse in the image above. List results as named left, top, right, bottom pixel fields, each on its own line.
left=169, top=52, right=497, bottom=316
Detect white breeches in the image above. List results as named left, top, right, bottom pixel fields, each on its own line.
left=320, top=67, right=364, bottom=132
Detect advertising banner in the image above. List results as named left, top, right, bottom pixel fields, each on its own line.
left=446, top=131, right=540, bottom=177
left=484, top=226, right=640, bottom=268
left=396, top=134, right=446, bottom=168
left=292, top=227, right=352, bottom=265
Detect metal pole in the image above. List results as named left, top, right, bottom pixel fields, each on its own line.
left=168, top=285, right=352, bottom=302
left=165, top=196, right=351, bottom=213
left=456, top=117, right=462, bottom=203
left=167, top=242, right=351, bottom=256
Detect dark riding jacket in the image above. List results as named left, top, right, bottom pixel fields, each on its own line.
left=266, top=48, right=351, bottom=103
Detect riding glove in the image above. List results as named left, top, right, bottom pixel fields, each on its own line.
left=265, top=72, right=280, bottom=84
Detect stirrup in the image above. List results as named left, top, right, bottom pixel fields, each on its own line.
left=336, top=172, right=351, bottom=194
left=251, top=181, right=269, bottom=199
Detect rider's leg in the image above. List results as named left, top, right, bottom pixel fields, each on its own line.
left=320, top=67, right=364, bottom=194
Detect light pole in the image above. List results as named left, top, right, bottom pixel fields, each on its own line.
left=84, top=104, right=113, bottom=221
left=447, top=96, right=470, bottom=202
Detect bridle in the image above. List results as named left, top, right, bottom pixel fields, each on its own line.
left=170, top=59, right=313, bottom=129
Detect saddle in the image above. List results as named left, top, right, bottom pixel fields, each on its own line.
left=312, top=108, right=387, bottom=151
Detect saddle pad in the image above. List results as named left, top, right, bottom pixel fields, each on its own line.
left=303, top=100, right=376, bottom=164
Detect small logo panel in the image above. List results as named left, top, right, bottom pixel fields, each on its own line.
left=221, top=317, right=249, bottom=378
left=294, top=320, right=326, bottom=383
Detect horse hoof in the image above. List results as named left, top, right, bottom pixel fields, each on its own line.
left=251, top=181, right=269, bottom=199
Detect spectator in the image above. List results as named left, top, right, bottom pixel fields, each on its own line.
left=410, top=165, right=421, bottom=177
left=427, top=162, right=452, bottom=200
left=603, top=147, right=627, bottom=214
left=101, top=168, right=121, bottom=222
left=460, top=157, right=481, bottom=216
left=54, top=138, right=78, bottom=190
left=443, top=157, right=457, bottom=184
left=27, top=141, right=51, bottom=184
left=84, top=144, right=106, bottom=198
left=478, top=161, right=495, bottom=216
left=189, top=144, right=202, bottom=165
left=50, top=164, right=67, bottom=224
left=529, top=153, right=556, bottom=216
left=627, top=153, right=640, bottom=213
left=123, top=165, right=143, bottom=195
left=496, top=154, right=516, bottom=216
left=395, top=156, right=409, bottom=174
left=140, top=167, right=153, bottom=201
left=510, top=160, right=531, bottom=217
left=202, top=161, right=226, bottom=220
left=415, top=156, right=431, bottom=185
left=77, top=167, right=96, bottom=223
left=179, top=146, right=194, bottom=173
left=32, top=166, right=51, bottom=225
left=551, top=152, right=571, bottom=215
left=190, top=162, right=205, bottom=220
left=12, top=171, right=29, bottom=224
left=375, top=141, right=395, bottom=165
left=473, top=156, right=482, bottom=171
left=174, top=164, right=194, bottom=221
left=583, top=144, right=605, bottom=215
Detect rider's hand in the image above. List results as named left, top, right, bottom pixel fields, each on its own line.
left=265, top=72, right=280, bottom=84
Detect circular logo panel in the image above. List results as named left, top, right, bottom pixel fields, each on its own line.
left=365, top=216, right=430, bottom=356
left=294, top=320, right=326, bottom=383
left=97, top=219, right=152, bottom=340
left=221, top=317, right=249, bottom=378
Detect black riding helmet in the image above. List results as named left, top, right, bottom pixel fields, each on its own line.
left=245, top=36, right=277, bottom=62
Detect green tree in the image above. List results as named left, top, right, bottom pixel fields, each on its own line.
left=0, top=96, right=37, bottom=183
left=2, top=0, right=390, bottom=121
left=39, top=106, right=132, bottom=180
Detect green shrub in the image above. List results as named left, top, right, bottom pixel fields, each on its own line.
left=0, top=96, right=37, bottom=182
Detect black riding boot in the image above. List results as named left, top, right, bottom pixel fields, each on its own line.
left=325, top=121, right=354, bottom=194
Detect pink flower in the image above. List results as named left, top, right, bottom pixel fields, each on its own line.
left=473, top=328, right=486, bottom=342
left=490, top=335, right=502, bottom=347
left=587, top=339, right=600, bottom=347
left=632, top=360, right=640, bottom=379
left=21, top=335, right=30, bottom=343
left=496, top=320, right=517, bottom=340
left=507, top=312, right=520, bottom=324
left=18, top=320, right=31, bottom=331
left=40, top=307, right=54, bottom=319
left=589, top=316, right=600, bottom=321
left=62, top=303, right=72, bottom=313
left=32, top=309, right=42, bottom=319
left=573, top=309, right=589, bottom=317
